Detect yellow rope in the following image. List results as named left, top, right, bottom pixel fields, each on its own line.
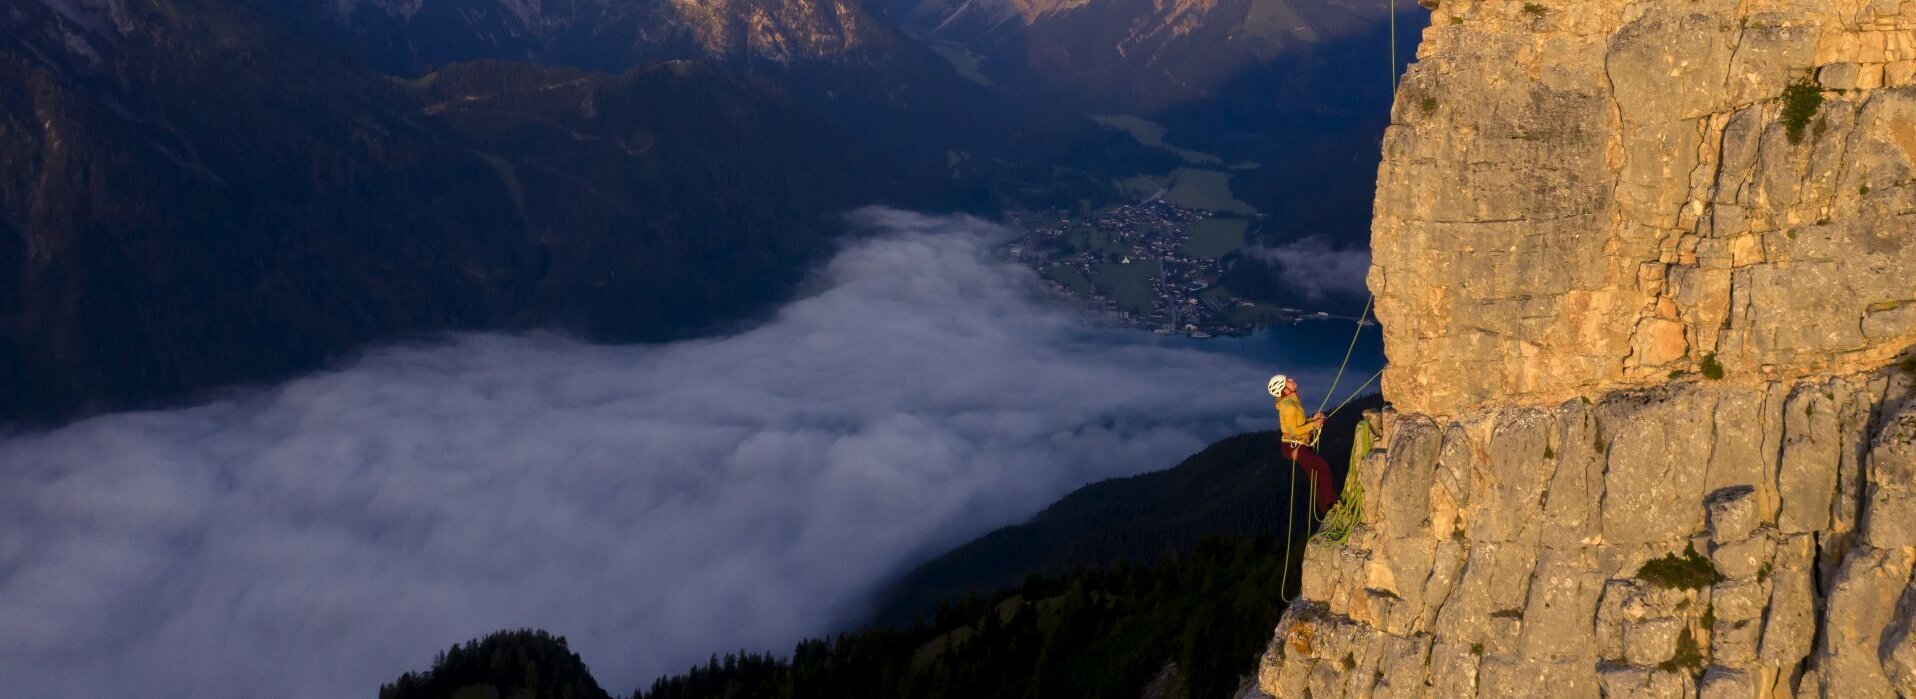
left=1315, top=418, right=1375, bottom=547
left=1315, top=296, right=1375, bottom=416
left=1325, top=367, right=1386, bottom=419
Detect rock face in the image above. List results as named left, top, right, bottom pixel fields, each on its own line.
left=1261, top=1, right=1916, bottom=696
left=1261, top=374, right=1916, bottom=696
left=1371, top=0, right=1916, bottom=418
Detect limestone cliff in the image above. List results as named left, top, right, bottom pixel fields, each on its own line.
left=1260, top=1, right=1916, bottom=696
left=1372, top=0, right=1916, bottom=418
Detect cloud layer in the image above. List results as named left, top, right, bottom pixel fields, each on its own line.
left=0, top=209, right=1317, bottom=697
left=1245, top=237, right=1372, bottom=300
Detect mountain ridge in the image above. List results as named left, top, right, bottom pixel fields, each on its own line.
left=0, top=0, right=907, bottom=422
left=890, top=0, right=1402, bottom=110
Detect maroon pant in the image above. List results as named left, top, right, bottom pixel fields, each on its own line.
left=1282, top=442, right=1336, bottom=516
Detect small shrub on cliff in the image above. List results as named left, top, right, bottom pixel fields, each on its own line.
left=1781, top=79, right=1825, bottom=144
left=1637, top=543, right=1722, bottom=590
left=1522, top=3, right=1548, bottom=17
left=1699, top=353, right=1725, bottom=380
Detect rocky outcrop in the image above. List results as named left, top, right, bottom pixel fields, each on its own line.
left=1262, top=0, right=1916, bottom=696
left=1371, top=0, right=1916, bottom=418
left=1261, top=371, right=1916, bottom=696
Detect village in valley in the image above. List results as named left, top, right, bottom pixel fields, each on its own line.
left=1003, top=201, right=1331, bottom=337
left=986, top=112, right=1376, bottom=337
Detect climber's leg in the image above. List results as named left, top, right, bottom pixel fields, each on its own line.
left=1283, top=443, right=1337, bottom=516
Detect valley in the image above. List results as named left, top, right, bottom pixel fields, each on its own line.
left=0, top=0, right=1410, bottom=695
left=1010, top=111, right=1359, bottom=336
left=1009, top=202, right=1322, bottom=336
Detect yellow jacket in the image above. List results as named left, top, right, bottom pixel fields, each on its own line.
left=1277, top=395, right=1322, bottom=445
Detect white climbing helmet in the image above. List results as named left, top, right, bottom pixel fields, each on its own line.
left=1267, top=374, right=1290, bottom=397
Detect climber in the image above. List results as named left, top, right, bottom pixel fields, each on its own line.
left=1269, top=374, right=1336, bottom=516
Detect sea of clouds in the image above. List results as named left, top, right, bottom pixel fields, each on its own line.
left=0, top=209, right=1320, bottom=697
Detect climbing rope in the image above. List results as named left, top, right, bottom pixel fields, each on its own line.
left=1326, top=367, right=1385, bottom=420
left=1277, top=444, right=1300, bottom=599
left=1278, top=0, right=1400, bottom=597
left=1314, top=417, right=1376, bottom=547
left=1316, top=295, right=1376, bottom=417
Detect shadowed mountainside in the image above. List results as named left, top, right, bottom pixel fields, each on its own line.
left=381, top=411, right=1388, bottom=698
left=867, top=394, right=1383, bottom=627
left=0, top=0, right=904, bottom=422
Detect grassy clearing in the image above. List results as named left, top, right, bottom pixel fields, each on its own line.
left=1064, top=226, right=1115, bottom=254
left=928, top=43, right=993, bottom=86
left=1164, top=169, right=1256, bottom=215
left=1044, top=265, right=1094, bottom=295
left=1087, top=114, right=1221, bottom=165
left=1093, top=260, right=1161, bottom=315
left=1182, top=217, right=1248, bottom=257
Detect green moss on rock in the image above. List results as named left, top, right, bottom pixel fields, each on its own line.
left=1781, top=79, right=1824, bottom=144
left=1637, top=543, right=1722, bottom=590
left=1700, top=353, right=1725, bottom=380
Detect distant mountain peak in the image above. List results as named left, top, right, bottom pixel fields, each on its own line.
left=298, top=0, right=903, bottom=70
left=892, top=0, right=1400, bottom=110
left=665, top=0, right=895, bottom=61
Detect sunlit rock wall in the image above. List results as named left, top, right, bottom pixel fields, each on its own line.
left=1260, top=371, right=1916, bottom=696
left=1371, top=0, right=1916, bottom=418
left=1260, top=0, right=1916, bottom=695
